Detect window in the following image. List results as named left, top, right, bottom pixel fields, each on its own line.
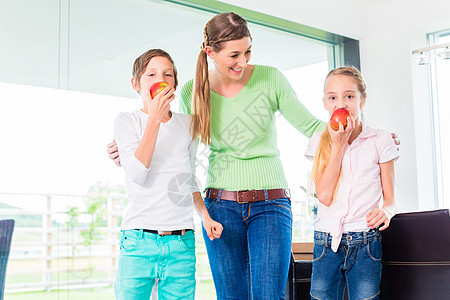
left=428, top=29, right=450, bottom=209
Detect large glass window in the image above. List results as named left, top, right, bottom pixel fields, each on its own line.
left=1, top=0, right=353, bottom=298
left=428, top=29, right=450, bottom=209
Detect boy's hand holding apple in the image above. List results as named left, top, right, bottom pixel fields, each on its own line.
left=147, top=81, right=175, bottom=124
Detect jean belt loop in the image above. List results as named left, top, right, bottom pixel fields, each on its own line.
left=263, top=189, right=268, bottom=201
left=364, top=231, right=368, bottom=245
left=217, top=189, right=223, bottom=202
left=325, top=232, right=329, bottom=247
left=139, top=229, right=144, bottom=238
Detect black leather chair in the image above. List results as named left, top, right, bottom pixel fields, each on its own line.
left=380, top=209, right=450, bottom=299
left=287, top=209, right=450, bottom=299
left=0, top=219, right=15, bottom=300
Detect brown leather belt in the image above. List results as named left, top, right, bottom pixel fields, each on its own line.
left=205, top=188, right=290, bottom=203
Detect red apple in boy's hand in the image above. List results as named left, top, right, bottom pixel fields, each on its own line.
left=150, top=81, right=169, bottom=99
left=329, top=108, right=351, bottom=131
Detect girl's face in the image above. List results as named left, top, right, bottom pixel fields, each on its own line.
left=207, top=37, right=252, bottom=81
left=132, top=56, right=175, bottom=97
left=323, top=74, right=366, bottom=119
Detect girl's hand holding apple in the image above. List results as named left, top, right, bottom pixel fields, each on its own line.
left=328, top=109, right=355, bottom=148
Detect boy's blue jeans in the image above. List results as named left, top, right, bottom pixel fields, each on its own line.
left=310, top=230, right=382, bottom=300
left=203, top=196, right=292, bottom=300
left=115, top=229, right=196, bottom=300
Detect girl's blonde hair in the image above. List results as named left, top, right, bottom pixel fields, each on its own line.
left=310, top=66, right=367, bottom=197
left=191, top=12, right=251, bottom=145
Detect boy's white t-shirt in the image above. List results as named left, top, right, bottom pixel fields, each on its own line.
left=114, top=110, right=199, bottom=231
left=305, top=124, right=399, bottom=252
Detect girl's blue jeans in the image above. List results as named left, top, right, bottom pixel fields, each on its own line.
left=203, top=196, right=293, bottom=300
left=310, top=229, right=383, bottom=300
left=114, top=229, right=196, bottom=300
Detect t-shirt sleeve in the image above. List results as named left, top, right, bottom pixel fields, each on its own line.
left=114, top=112, right=151, bottom=185
left=188, top=132, right=201, bottom=193
left=275, top=68, right=326, bottom=138
left=179, top=80, right=193, bottom=115
left=304, top=132, right=323, bottom=161
left=376, top=130, right=400, bottom=163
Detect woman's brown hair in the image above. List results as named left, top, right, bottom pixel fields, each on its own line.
left=191, top=12, right=251, bottom=145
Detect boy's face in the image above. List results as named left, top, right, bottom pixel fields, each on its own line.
left=132, top=56, right=175, bottom=97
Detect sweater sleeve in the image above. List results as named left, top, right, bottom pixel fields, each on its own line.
left=275, top=69, right=326, bottom=138
left=179, top=80, right=193, bottom=115
left=113, top=112, right=151, bottom=186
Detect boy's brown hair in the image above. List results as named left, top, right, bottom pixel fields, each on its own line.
left=132, top=49, right=178, bottom=89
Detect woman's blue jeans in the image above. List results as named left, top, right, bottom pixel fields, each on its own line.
left=203, top=196, right=292, bottom=300
left=310, top=230, right=383, bottom=300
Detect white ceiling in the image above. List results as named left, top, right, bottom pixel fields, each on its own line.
left=0, top=0, right=331, bottom=99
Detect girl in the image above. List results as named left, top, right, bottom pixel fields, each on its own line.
left=113, top=49, right=222, bottom=300
left=305, top=66, right=399, bottom=300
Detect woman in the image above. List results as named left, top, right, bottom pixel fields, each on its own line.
left=178, top=13, right=323, bottom=300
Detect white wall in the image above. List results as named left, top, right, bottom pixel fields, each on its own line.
left=223, top=0, right=450, bottom=212
left=361, top=0, right=450, bottom=211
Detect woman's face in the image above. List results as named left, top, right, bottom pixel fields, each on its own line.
left=208, top=37, right=252, bottom=81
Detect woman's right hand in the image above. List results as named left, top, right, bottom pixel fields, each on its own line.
left=145, top=86, right=175, bottom=124
left=107, top=140, right=121, bottom=167
left=328, top=115, right=355, bottom=148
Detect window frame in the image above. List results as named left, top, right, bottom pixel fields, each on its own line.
left=163, top=0, right=360, bottom=70
left=427, top=28, right=450, bottom=209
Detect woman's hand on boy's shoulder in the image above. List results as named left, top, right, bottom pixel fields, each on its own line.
left=203, top=217, right=223, bottom=241
left=107, top=140, right=121, bottom=167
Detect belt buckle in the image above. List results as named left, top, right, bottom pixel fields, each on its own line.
left=158, top=230, right=172, bottom=236
left=237, top=190, right=257, bottom=204
left=284, top=189, right=291, bottom=199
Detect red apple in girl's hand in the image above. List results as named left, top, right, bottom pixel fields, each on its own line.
left=150, top=81, right=168, bottom=99
left=330, top=108, right=351, bottom=131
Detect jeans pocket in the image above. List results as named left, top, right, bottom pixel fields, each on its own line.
left=367, top=239, right=382, bottom=261
left=180, top=231, right=196, bottom=251
left=204, top=198, right=218, bottom=212
left=268, top=198, right=292, bottom=212
left=312, top=243, right=326, bottom=262
left=120, top=230, right=141, bottom=251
